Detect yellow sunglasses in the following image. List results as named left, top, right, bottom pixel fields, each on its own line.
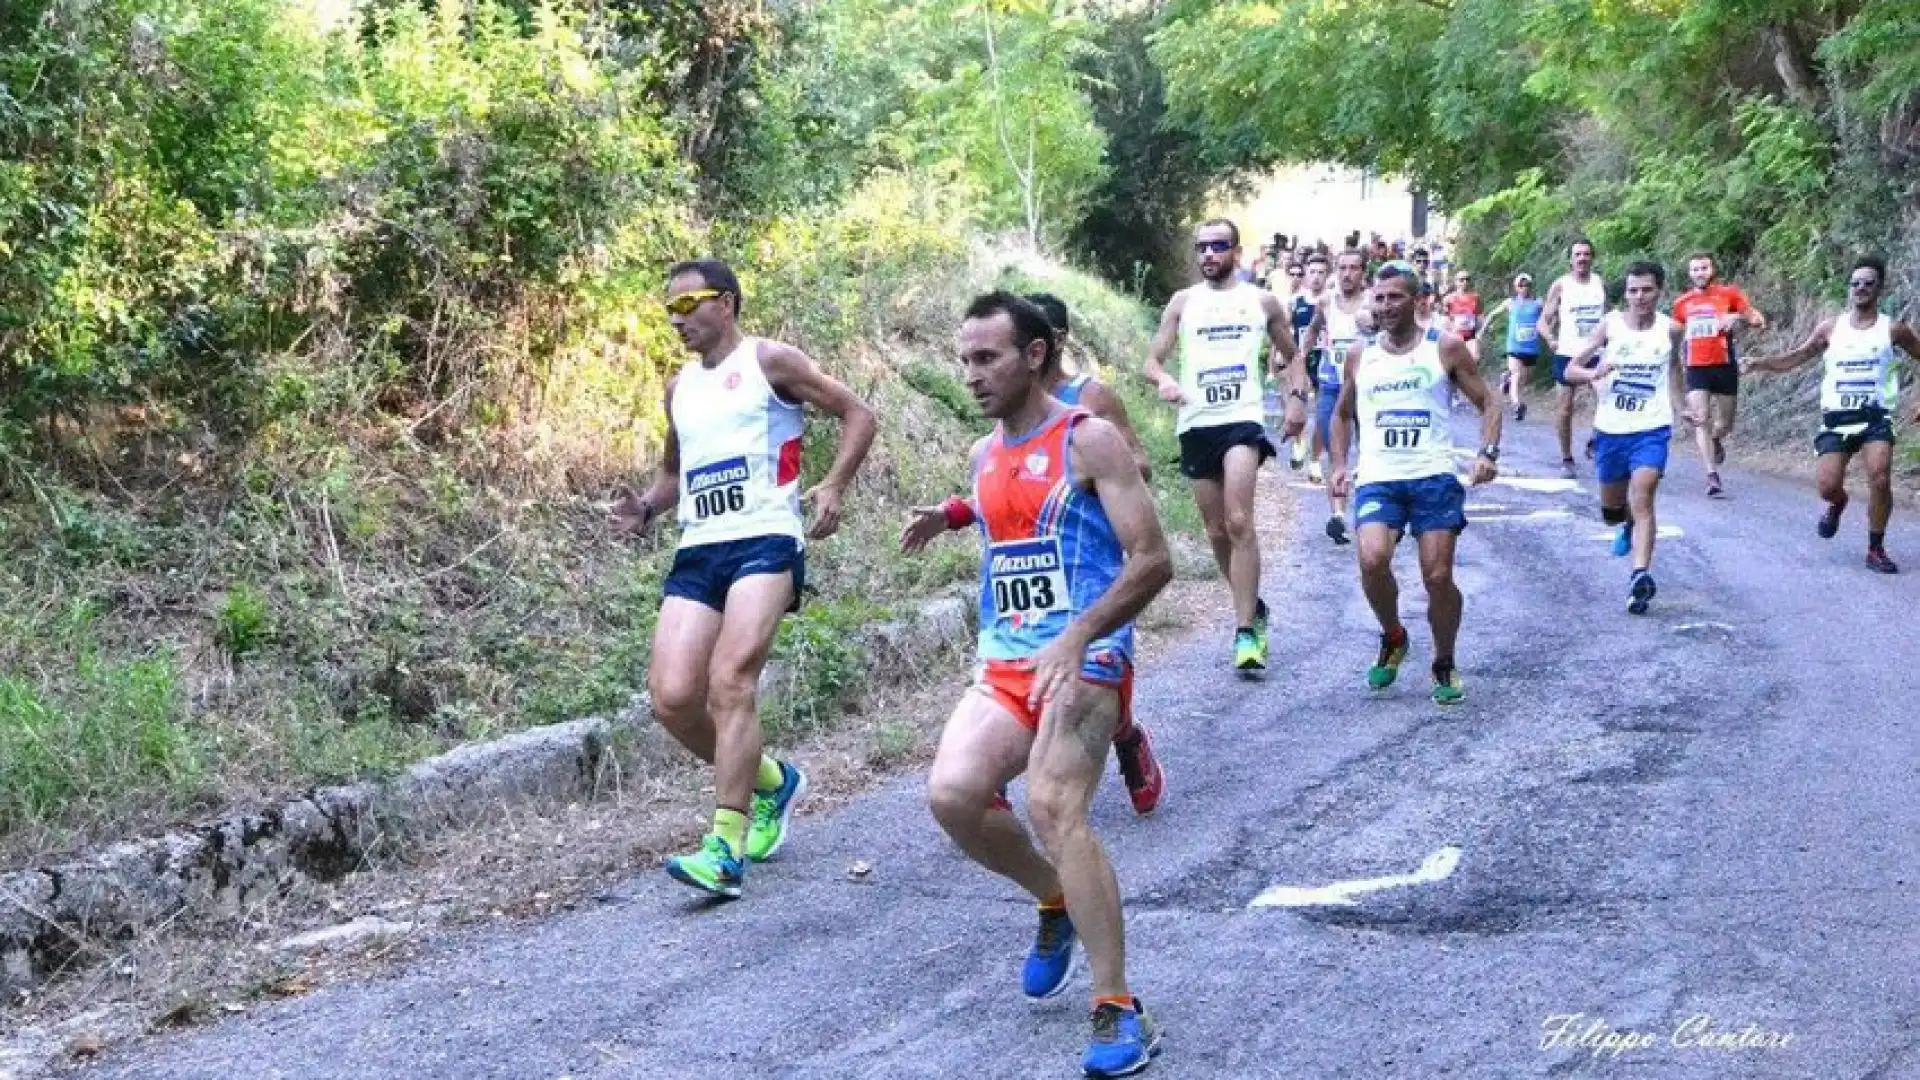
left=663, top=288, right=727, bottom=317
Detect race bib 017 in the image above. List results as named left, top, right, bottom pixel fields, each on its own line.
left=1374, top=408, right=1431, bottom=450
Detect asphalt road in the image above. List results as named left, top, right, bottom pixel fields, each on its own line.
left=89, top=409, right=1919, bottom=1079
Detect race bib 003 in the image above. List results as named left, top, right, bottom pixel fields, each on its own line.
left=987, top=537, right=1071, bottom=626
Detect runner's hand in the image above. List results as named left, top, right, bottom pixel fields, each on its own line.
left=804, top=482, right=846, bottom=540
left=1155, top=376, right=1186, bottom=404
left=900, top=504, right=949, bottom=554
left=1026, top=634, right=1085, bottom=711
left=1329, top=468, right=1351, bottom=498
left=1469, top=456, right=1498, bottom=486
left=1283, top=397, right=1306, bottom=438
left=1739, top=356, right=1764, bottom=376
left=609, top=491, right=657, bottom=536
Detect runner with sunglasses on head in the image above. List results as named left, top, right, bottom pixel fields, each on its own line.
left=1743, top=256, right=1920, bottom=574
left=610, top=259, right=876, bottom=899
left=1143, top=219, right=1308, bottom=674
left=903, top=292, right=1167, bottom=816
left=1443, top=270, right=1483, bottom=362
left=1478, top=274, right=1543, bottom=421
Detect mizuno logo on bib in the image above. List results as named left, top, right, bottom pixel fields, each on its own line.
left=988, top=537, right=1070, bottom=628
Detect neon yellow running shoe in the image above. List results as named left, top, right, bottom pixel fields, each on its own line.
left=665, top=833, right=745, bottom=899
left=1234, top=629, right=1266, bottom=672
left=1367, top=628, right=1409, bottom=689
left=1431, top=663, right=1465, bottom=706
left=746, top=761, right=808, bottom=862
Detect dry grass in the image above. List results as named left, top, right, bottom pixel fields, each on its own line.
left=0, top=453, right=1303, bottom=1074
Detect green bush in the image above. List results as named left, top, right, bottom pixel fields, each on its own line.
left=216, top=583, right=274, bottom=658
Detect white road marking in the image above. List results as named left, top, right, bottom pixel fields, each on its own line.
left=1249, top=846, right=1463, bottom=909
left=1473, top=509, right=1574, bottom=523
left=1672, top=621, right=1736, bottom=634
left=1493, top=477, right=1583, bottom=494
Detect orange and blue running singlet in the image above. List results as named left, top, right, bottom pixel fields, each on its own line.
left=969, top=407, right=1132, bottom=729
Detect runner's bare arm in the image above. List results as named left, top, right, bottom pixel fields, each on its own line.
left=1327, top=351, right=1361, bottom=496
left=1440, top=335, right=1503, bottom=484
left=1560, top=320, right=1612, bottom=385
left=1077, top=380, right=1153, bottom=480
left=1668, top=323, right=1692, bottom=422
left=1738, top=293, right=1767, bottom=332
left=612, top=375, right=681, bottom=533
left=1893, top=322, right=1920, bottom=425
left=1301, top=305, right=1328, bottom=356
left=1538, top=280, right=1564, bottom=354
left=1742, top=317, right=1834, bottom=374
left=1261, top=290, right=1308, bottom=435
left=760, top=341, right=878, bottom=539
left=1141, top=292, right=1187, bottom=400
left=1064, top=420, right=1173, bottom=644
left=901, top=435, right=989, bottom=553
left=1026, top=419, right=1174, bottom=706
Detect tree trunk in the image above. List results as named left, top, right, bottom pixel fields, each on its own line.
left=1764, top=22, right=1823, bottom=113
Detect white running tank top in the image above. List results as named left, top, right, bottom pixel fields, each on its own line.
left=670, top=337, right=806, bottom=548
left=1592, top=313, right=1676, bottom=434
left=1177, top=281, right=1269, bottom=433
left=1321, top=292, right=1367, bottom=388
left=1354, top=334, right=1456, bottom=484
left=1821, top=313, right=1899, bottom=414
left=1555, top=274, right=1608, bottom=356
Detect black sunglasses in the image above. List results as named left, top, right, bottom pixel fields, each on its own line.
left=1194, top=239, right=1234, bottom=254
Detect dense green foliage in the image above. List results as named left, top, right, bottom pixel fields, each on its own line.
left=1156, top=0, right=1920, bottom=303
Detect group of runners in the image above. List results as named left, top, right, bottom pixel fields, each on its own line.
left=609, top=220, right=1914, bottom=1076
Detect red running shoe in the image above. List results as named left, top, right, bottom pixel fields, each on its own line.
left=1114, top=725, right=1164, bottom=815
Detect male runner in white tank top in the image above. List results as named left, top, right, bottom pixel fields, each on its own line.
left=1142, top=218, right=1308, bottom=674
left=1539, top=238, right=1609, bottom=478
left=1301, top=248, right=1375, bottom=545
left=1744, top=256, right=1920, bottom=574
left=1562, top=262, right=1689, bottom=613
left=610, top=258, right=877, bottom=898
left=1328, top=260, right=1503, bottom=706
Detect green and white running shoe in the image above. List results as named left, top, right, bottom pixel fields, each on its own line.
left=665, top=834, right=745, bottom=899
left=746, top=761, right=808, bottom=862
left=1431, top=663, right=1465, bottom=706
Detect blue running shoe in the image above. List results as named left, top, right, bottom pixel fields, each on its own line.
left=1021, top=907, right=1078, bottom=999
left=746, top=761, right=808, bottom=862
left=1610, top=523, right=1632, bottom=557
left=1082, top=999, right=1162, bottom=1077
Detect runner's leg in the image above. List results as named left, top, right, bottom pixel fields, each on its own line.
left=926, top=692, right=1057, bottom=899
left=1555, top=383, right=1576, bottom=463
left=1027, top=681, right=1127, bottom=999
left=1862, top=440, right=1894, bottom=537
left=1688, top=389, right=1716, bottom=473
left=648, top=598, right=724, bottom=762
left=707, top=572, right=796, bottom=821
left=1218, top=443, right=1264, bottom=628
left=1191, top=478, right=1233, bottom=579
left=1416, top=529, right=1463, bottom=660
left=1628, top=468, right=1660, bottom=570
left=1356, top=524, right=1402, bottom=632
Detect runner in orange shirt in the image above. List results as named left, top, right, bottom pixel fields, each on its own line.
left=1443, top=271, right=1483, bottom=361
left=1671, top=252, right=1765, bottom=497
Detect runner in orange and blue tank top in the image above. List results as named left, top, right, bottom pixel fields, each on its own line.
left=970, top=406, right=1134, bottom=728
left=905, top=292, right=1165, bottom=815
left=904, top=292, right=1173, bottom=1076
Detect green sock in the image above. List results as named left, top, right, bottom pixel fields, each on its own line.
left=754, top=755, right=785, bottom=793
left=713, top=807, right=749, bottom=853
